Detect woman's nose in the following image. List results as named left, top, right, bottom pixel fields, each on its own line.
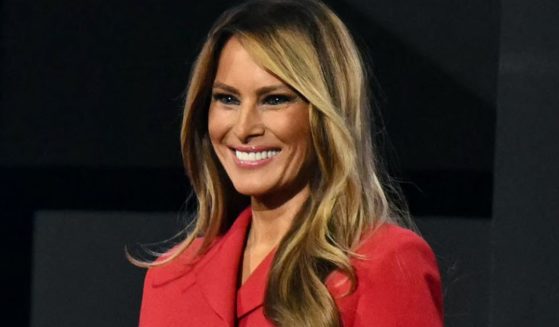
left=233, top=103, right=265, bottom=142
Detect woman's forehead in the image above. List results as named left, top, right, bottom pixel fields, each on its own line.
left=214, top=37, right=289, bottom=91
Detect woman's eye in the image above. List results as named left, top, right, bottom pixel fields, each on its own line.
left=263, top=94, right=292, bottom=106
left=213, top=93, right=239, bottom=105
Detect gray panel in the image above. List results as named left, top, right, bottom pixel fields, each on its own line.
left=416, top=217, right=491, bottom=327
left=31, top=211, right=184, bottom=327
left=491, top=0, right=559, bottom=325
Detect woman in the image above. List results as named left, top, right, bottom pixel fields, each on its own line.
left=137, top=0, right=443, bottom=326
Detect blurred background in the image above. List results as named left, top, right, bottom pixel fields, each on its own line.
left=1, top=0, right=558, bottom=326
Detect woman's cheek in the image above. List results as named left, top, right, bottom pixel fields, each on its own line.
left=208, top=106, right=228, bottom=142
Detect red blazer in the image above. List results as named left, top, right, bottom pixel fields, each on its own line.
left=139, top=207, right=443, bottom=326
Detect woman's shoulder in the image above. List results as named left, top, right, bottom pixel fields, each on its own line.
left=356, top=223, right=435, bottom=259
left=352, top=223, right=440, bottom=278
left=139, top=237, right=219, bottom=326
left=144, top=237, right=207, bottom=287
left=332, top=223, right=444, bottom=325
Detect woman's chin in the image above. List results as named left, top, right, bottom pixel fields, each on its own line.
left=231, top=182, right=272, bottom=198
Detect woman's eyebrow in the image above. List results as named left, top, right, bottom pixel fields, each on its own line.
left=255, top=84, right=290, bottom=95
left=212, top=82, right=240, bottom=95
left=212, top=82, right=292, bottom=96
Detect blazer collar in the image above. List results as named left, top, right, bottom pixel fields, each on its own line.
left=151, top=207, right=272, bottom=325
left=237, top=246, right=276, bottom=318
left=193, top=207, right=253, bottom=326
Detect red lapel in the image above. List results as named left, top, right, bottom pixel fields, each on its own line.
left=236, top=246, right=276, bottom=319
left=190, top=207, right=253, bottom=326
left=149, top=207, right=278, bottom=325
left=149, top=207, right=253, bottom=326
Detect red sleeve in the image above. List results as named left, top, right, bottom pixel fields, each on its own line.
left=352, top=227, right=444, bottom=326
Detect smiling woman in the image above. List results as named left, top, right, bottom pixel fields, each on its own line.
left=208, top=37, right=313, bottom=205
left=134, top=1, right=443, bottom=326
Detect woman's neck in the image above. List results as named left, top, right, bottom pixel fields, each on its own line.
left=240, top=184, right=310, bottom=285
left=248, top=184, right=310, bottom=250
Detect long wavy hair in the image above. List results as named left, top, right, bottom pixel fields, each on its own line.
left=135, top=0, right=411, bottom=326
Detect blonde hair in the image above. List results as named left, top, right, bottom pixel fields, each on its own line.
left=134, top=0, right=411, bottom=326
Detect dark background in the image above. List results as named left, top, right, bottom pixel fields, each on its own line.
left=1, top=0, right=557, bottom=326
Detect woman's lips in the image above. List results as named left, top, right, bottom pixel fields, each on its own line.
left=230, top=146, right=281, bottom=168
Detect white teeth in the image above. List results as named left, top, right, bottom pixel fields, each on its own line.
left=235, top=150, right=280, bottom=161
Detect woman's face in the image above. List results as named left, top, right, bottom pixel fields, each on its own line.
left=208, top=37, right=312, bottom=201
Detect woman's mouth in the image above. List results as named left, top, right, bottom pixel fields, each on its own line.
left=234, top=149, right=280, bottom=161
left=230, top=147, right=281, bottom=168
